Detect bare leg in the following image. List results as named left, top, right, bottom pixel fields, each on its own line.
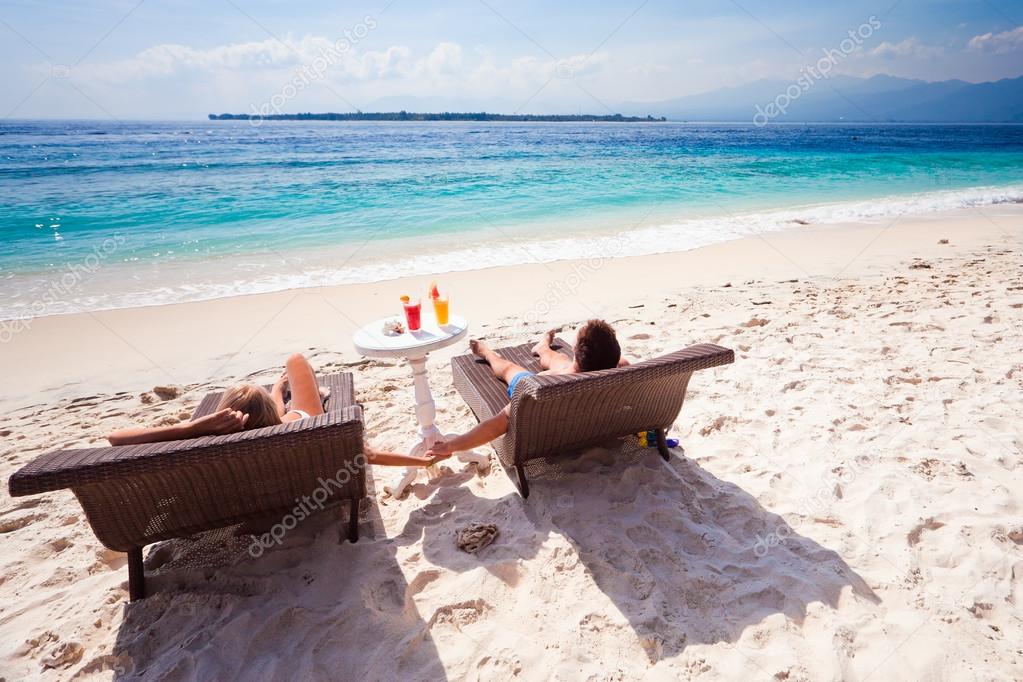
left=470, top=339, right=530, bottom=385
left=532, top=329, right=574, bottom=373
left=285, top=353, right=325, bottom=418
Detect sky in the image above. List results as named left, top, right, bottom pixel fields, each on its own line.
left=1, top=0, right=1021, bottom=119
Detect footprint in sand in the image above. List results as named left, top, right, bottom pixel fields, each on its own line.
left=636, top=546, right=685, bottom=587
left=42, top=566, right=78, bottom=587
left=625, top=524, right=664, bottom=547
left=907, top=517, right=945, bottom=546
left=10, top=498, right=44, bottom=511
left=48, top=537, right=73, bottom=553
left=94, top=546, right=127, bottom=568
left=579, top=612, right=616, bottom=632
left=363, top=578, right=404, bottom=613
left=474, top=652, right=523, bottom=677
left=0, top=513, right=44, bottom=534
left=42, top=640, right=84, bottom=669
left=428, top=598, right=490, bottom=628
left=403, top=569, right=443, bottom=604
left=76, top=653, right=132, bottom=677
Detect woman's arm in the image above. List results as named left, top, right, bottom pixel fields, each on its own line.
left=269, top=371, right=288, bottom=416
left=107, top=409, right=248, bottom=446
left=366, top=449, right=450, bottom=467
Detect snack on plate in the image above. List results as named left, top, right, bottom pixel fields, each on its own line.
left=382, top=319, right=405, bottom=335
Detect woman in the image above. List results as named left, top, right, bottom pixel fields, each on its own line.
left=108, top=352, right=446, bottom=467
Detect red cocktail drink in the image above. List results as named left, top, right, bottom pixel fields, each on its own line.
left=403, top=298, right=422, bottom=331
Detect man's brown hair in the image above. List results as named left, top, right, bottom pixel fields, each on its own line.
left=574, top=319, right=621, bottom=372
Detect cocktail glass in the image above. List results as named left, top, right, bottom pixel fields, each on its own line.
left=433, top=295, right=449, bottom=326
left=403, top=298, right=422, bottom=331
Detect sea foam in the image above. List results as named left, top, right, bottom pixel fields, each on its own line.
left=2, top=183, right=1021, bottom=321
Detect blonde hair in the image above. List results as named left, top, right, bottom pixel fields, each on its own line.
left=216, top=383, right=282, bottom=430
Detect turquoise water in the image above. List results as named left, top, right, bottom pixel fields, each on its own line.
left=1, top=120, right=1022, bottom=318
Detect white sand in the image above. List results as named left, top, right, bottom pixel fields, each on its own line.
left=1, top=206, right=1021, bottom=680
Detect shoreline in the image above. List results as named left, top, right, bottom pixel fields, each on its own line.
left=4, top=182, right=1023, bottom=322
left=1, top=203, right=1019, bottom=411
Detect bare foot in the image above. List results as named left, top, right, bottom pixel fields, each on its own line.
left=469, top=338, right=490, bottom=358
left=531, top=329, right=556, bottom=356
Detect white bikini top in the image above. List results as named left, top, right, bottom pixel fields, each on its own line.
left=288, top=409, right=312, bottom=420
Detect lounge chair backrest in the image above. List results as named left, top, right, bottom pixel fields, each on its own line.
left=9, top=373, right=365, bottom=553
left=506, top=343, right=734, bottom=462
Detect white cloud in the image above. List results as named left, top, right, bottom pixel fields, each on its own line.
left=967, top=25, right=1023, bottom=54
left=867, top=37, right=944, bottom=59
left=54, top=37, right=603, bottom=92
left=466, top=49, right=607, bottom=90
left=61, top=35, right=412, bottom=83
left=25, top=36, right=615, bottom=116
left=422, top=42, right=463, bottom=76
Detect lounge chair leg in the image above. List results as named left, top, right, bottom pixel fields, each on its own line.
left=127, top=546, right=145, bottom=601
left=655, top=429, right=671, bottom=462
left=515, top=461, right=530, bottom=499
left=346, top=497, right=359, bottom=543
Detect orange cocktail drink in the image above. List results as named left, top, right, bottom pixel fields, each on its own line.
left=432, top=295, right=449, bottom=325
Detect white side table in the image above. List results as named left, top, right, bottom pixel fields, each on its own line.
left=352, top=313, right=489, bottom=497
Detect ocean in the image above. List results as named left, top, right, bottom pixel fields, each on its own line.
left=1, top=120, right=1021, bottom=320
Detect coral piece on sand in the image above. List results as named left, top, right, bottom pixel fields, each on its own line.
left=456, top=523, right=499, bottom=553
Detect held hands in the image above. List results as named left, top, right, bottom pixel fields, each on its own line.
left=422, top=440, right=455, bottom=466
left=191, top=408, right=249, bottom=437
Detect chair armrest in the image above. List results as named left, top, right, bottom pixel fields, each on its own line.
left=511, top=343, right=735, bottom=403
left=9, top=405, right=364, bottom=497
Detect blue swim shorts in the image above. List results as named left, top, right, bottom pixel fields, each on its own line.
left=507, top=371, right=535, bottom=398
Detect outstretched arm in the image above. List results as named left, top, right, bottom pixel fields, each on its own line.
left=108, top=409, right=249, bottom=446
left=426, top=408, right=509, bottom=457
left=366, top=449, right=450, bottom=467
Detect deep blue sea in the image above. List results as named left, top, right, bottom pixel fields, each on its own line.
left=1, top=120, right=1022, bottom=319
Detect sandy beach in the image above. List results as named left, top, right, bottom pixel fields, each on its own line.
left=1, top=205, right=1021, bottom=680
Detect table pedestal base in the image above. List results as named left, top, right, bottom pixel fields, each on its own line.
left=376, top=349, right=490, bottom=498
left=382, top=441, right=490, bottom=498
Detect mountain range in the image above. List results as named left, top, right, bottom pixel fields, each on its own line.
left=621, top=74, right=1023, bottom=123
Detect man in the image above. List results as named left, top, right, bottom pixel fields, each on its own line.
left=427, top=319, right=628, bottom=457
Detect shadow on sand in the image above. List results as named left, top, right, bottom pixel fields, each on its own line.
left=110, top=496, right=445, bottom=680
left=399, top=444, right=879, bottom=664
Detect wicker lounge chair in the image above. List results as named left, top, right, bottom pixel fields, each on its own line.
left=451, top=338, right=734, bottom=497
left=8, top=372, right=366, bottom=601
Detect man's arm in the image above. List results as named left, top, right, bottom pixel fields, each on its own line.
left=427, top=407, right=509, bottom=456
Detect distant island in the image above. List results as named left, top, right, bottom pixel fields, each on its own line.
left=208, top=112, right=666, bottom=122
